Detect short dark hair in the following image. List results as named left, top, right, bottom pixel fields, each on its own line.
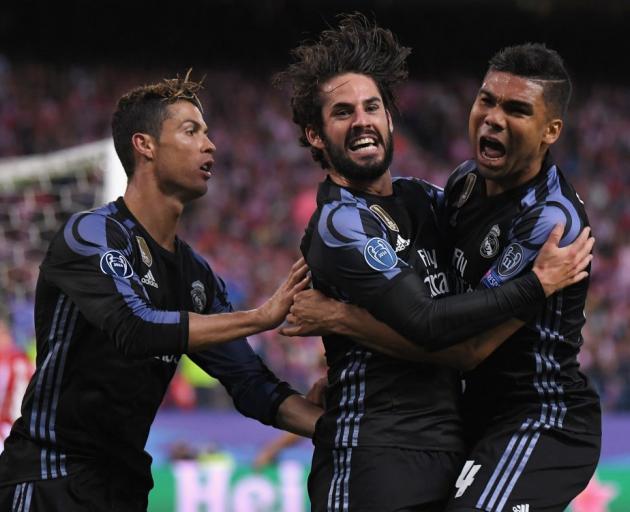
left=488, top=43, right=572, bottom=118
left=112, top=70, right=203, bottom=177
left=274, top=13, right=411, bottom=169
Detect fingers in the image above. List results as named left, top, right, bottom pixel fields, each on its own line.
left=574, top=253, right=593, bottom=275
left=567, top=228, right=594, bottom=276
left=291, top=257, right=306, bottom=272
left=290, top=274, right=311, bottom=295
left=285, top=258, right=309, bottom=288
left=279, top=313, right=305, bottom=337
left=575, top=226, right=591, bottom=245
left=568, top=226, right=591, bottom=258
left=573, top=270, right=589, bottom=284
left=563, top=252, right=593, bottom=287
left=279, top=325, right=301, bottom=337
left=574, top=235, right=594, bottom=264
left=545, top=223, right=565, bottom=248
left=287, top=262, right=309, bottom=287
left=291, top=289, right=324, bottom=315
left=293, top=288, right=322, bottom=307
left=279, top=324, right=315, bottom=337
left=305, top=377, right=328, bottom=406
left=564, top=269, right=589, bottom=288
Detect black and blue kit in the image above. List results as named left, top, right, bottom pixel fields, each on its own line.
left=301, top=177, right=547, bottom=512
left=443, top=156, right=601, bottom=512
left=0, top=197, right=296, bottom=511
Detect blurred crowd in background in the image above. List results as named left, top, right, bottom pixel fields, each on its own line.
left=0, top=58, right=629, bottom=419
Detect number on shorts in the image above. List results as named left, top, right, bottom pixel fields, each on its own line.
left=454, top=460, right=481, bottom=498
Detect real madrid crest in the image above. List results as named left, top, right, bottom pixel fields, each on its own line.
left=480, top=224, right=501, bottom=259
left=136, top=236, right=153, bottom=267
left=190, top=280, right=207, bottom=313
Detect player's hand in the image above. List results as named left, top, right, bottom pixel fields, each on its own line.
left=305, top=376, right=328, bottom=408
left=256, top=258, right=310, bottom=330
left=532, top=225, right=594, bottom=297
left=279, top=289, right=339, bottom=337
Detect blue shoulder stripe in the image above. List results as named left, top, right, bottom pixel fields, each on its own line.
left=519, top=165, right=583, bottom=246
left=64, top=211, right=132, bottom=258
left=62, top=209, right=179, bottom=326
left=318, top=198, right=385, bottom=249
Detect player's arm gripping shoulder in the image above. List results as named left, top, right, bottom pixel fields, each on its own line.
left=481, top=200, right=585, bottom=290
left=314, top=196, right=546, bottom=352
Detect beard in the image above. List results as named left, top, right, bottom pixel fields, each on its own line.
left=323, top=129, right=394, bottom=183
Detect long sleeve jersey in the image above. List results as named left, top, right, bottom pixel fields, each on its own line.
left=0, top=198, right=295, bottom=491
left=444, top=155, right=600, bottom=440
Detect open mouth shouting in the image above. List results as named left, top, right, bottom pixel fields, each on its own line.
left=478, top=135, right=506, bottom=166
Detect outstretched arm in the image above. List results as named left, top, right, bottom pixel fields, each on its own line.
left=274, top=393, right=323, bottom=438
left=187, top=258, right=310, bottom=351
left=45, top=209, right=311, bottom=358
left=274, top=375, right=326, bottom=438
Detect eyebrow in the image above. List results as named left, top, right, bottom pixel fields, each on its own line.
left=330, top=96, right=382, bottom=109
left=479, top=88, right=534, bottom=113
left=181, top=119, right=208, bottom=132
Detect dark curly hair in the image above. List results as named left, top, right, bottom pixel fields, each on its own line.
left=488, top=43, right=572, bottom=118
left=112, top=69, right=204, bottom=177
left=274, top=13, right=411, bottom=169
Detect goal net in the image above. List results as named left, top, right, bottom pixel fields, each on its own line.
left=0, top=139, right=126, bottom=337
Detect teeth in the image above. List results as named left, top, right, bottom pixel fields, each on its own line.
left=350, top=137, right=376, bottom=150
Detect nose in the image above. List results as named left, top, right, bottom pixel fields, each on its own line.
left=351, top=107, right=372, bottom=130
left=203, top=135, right=216, bottom=154
left=484, top=106, right=505, bottom=131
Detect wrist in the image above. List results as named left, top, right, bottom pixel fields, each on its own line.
left=333, top=302, right=355, bottom=336
left=323, top=300, right=348, bottom=336
left=531, top=267, right=553, bottom=297
left=250, top=305, right=271, bottom=331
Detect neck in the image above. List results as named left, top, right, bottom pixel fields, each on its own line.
left=329, top=170, right=393, bottom=196
left=485, top=155, right=546, bottom=196
left=123, top=176, right=183, bottom=252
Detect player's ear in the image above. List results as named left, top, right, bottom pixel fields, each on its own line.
left=132, top=133, right=156, bottom=161
left=386, top=110, right=394, bottom=134
left=543, top=119, right=562, bottom=145
left=306, top=126, right=325, bottom=150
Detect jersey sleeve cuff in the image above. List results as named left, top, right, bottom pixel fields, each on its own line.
left=268, top=383, right=300, bottom=428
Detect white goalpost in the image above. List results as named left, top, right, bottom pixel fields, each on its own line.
left=0, top=139, right=126, bottom=316
left=0, top=138, right=126, bottom=202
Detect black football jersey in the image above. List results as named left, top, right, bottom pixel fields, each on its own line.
left=444, top=156, right=601, bottom=439
left=0, top=198, right=295, bottom=490
left=301, top=177, right=464, bottom=452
